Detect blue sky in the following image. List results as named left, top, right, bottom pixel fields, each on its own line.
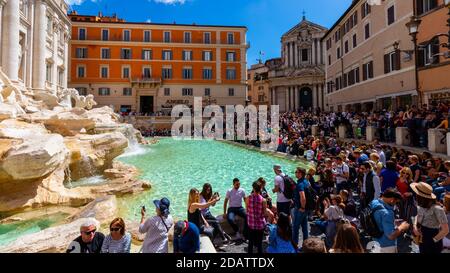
left=66, top=0, right=352, bottom=66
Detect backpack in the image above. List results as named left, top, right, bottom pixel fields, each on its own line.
left=282, top=175, right=297, bottom=200
left=304, top=184, right=319, bottom=211
left=359, top=206, right=384, bottom=238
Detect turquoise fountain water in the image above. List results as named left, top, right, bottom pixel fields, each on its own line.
left=117, top=138, right=309, bottom=221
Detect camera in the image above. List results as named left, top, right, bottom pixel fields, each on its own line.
left=213, top=192, right=220, bottom=198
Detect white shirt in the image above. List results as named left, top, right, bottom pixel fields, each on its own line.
left=139, top=215, right=174, bottom=253
left=275, top=173, right=290, bottom=203
left=333, top=163, right=349, bottom=185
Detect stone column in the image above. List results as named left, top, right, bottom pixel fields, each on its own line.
left=313, top=84, right=318, bottom=110
left=366, top=126, right=377, bottom=142
left=285, top=87, right=289, bottom=112
left=396, top=127, right=411, bottom=146
left=428, top=129, right=447, bottom=154
left=2, top=0, right=20, bottom=82
left=284, top=44, right=288, bottom=67
left=338, top=125, right=347, bottom=139
left=32, top=0, right=47, bottom=91
left=447, top=132, right=450, bottom=156
left=293, top=86, right=298, bottom=111
left=63, top=32, right=69, bottom=89
left=318, top=84, right=323, bottom=110
left=0, top=0, right=7, bottom=66
left=294, top=43, right=298, bottom=67
left=311, top=40, right=315, bottom=65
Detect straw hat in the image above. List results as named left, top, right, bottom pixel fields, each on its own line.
left=410, top=182, right=436, bottom=200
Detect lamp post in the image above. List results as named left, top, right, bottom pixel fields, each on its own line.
left=406, top=16, right=422, bottom=106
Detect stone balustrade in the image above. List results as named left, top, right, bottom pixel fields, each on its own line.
left=366, top=126, right=376, bottom=142
left=396, top=127, right=410, bottom=146
left=338, top=125, right=346, bottom=139
left=428, top=129, right=447, bottom=154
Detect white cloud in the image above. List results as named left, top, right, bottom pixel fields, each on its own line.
left=65, top=0, right=98, bottom=6
left=153, top=0, right=186, bottom=4
left=146, top=18, right=152, bottom=23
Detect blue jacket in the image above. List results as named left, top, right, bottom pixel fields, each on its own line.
left=370, top=199, right=396, bottom=248
left=173, top=222, right=200, bottom=253
left=266, top=224, right=297, bottom=253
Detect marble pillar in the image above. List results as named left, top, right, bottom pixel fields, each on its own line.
left=311, top=40, right=315, bottom=66
left=293, top=86, right=298, bottom=111
left=313, top=84, right=318, bottom=109
left=0, top=0, right=6, bottom=66
left=32, top=0, right=47, bottom=91
left=2, top=0, right=20, bottom=82
left=285, top=87, right=289, bottom=112
left=294, top=43, right=298, bottom=67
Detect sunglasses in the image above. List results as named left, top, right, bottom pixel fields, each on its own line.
left=110, top=227, right=121, bottom=232
left=81, top=229, right=96, bottom=235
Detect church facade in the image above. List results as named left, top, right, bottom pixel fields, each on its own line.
left=268, top=16, right=327, bottom=113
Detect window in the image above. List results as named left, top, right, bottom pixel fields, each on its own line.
left=123, top=30, right=131, bottom=41
left=79, top=28, right=86, bottom=40
left=182, top=88, right=193, bottom=96
left=76, top=48, right=88, bottom=58
left=164, top=31, right=171, bottom=43
left=121, top=48, right=132, bottom=59
left=183, top=50, right=192, bottom=61
left=337, top=47, right=341, bottom=59
left=100, top=66, right=109, bottom=78
left=384, top=50, right=401, bottom=73
left=204, top=88, right=211, bottom=96
left=328, top=55, right=331, bottom=65
left=326, top=38, right=332, bottom=50
left=228, top=88, right=235, bottom=96
left=58, top=68, right=64, bottom=86
left=162, top=50, right=173, bottom=60
left=204, top=32, right=211, bottom=44
left=122, top=67, right=130, bottom=79
left=344, top=41, right=349, bottom=54
left=419, top=38, right=440, bottom=67
left=387, top=5, right=395, bottom=25
left=183, top=68, right=193, bottom=79
left=226, top=52, right=236, bottom=62
left=416, top=0, right=438, bottom=15
left=98, top=88, right=110, bottom=96
left=77, top=66, right=85, bottom=78
left=361, top=1, right=371, bottom=18
left=334, top=29, right=341, bottom=42
left=203, top=51, right=212, bottom=61
left=102, top=29, right=109, bottom=41
left=162, top=67, right=172, bottom=79
left=352, top=34, right=357, bottom=48
left=226, top=68, right=236, bottom=80
left=184, top=32, right=191, bottom=43
left=302, top=49, right=308, bottom=62
left=76, top=87, right=87, bottom=96
left=362, top=61, right=374, bottom=81
left=142, top=50, right=152, bottom=60
left=142, top=67, right=151, bottom=78
left=258, top=95, right=265, bottom=102
left=203, top=68, right=213, bottom=79
left=123, top=88, right=132, bottom=96
left=227, top=33, right=234, bottom=44
left=353, top=11, right=358, bottom=26
left=144, top=30, right=151, bottom=42
left=101, top=48, right=110, bottom=59
left=364, top=23, right=370, bottom=40
left=164, top=88, right=170, bottom=96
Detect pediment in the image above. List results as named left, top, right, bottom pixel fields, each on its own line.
left=282, top=19, right=327, bottom=39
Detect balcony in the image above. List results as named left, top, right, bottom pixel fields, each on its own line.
left=131, top=77, right=162, bottom=89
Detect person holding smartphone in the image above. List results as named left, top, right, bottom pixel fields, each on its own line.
left=139, top=197, right=174, bottom=253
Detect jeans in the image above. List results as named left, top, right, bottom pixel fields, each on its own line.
left=292, top=208, right=309, bottom=246
left=248, top=229, right=264, bottom=253
left=227, top=207, right=247, bottom=235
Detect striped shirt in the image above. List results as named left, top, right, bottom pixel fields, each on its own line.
left=247, top=193, right=266, bottom=230
left=139, top=215, right=174, bottom=253
left=101, top=232, right=131, bottom=253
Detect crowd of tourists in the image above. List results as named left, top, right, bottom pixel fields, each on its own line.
left=65, top=103, right=450, bottom=254
left=66, top=157, right=450, bottom=254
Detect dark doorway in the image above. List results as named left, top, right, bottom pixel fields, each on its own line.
left=140, top=96, right=154, bottom=115
left=299, top=87, right=313, bottom=110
